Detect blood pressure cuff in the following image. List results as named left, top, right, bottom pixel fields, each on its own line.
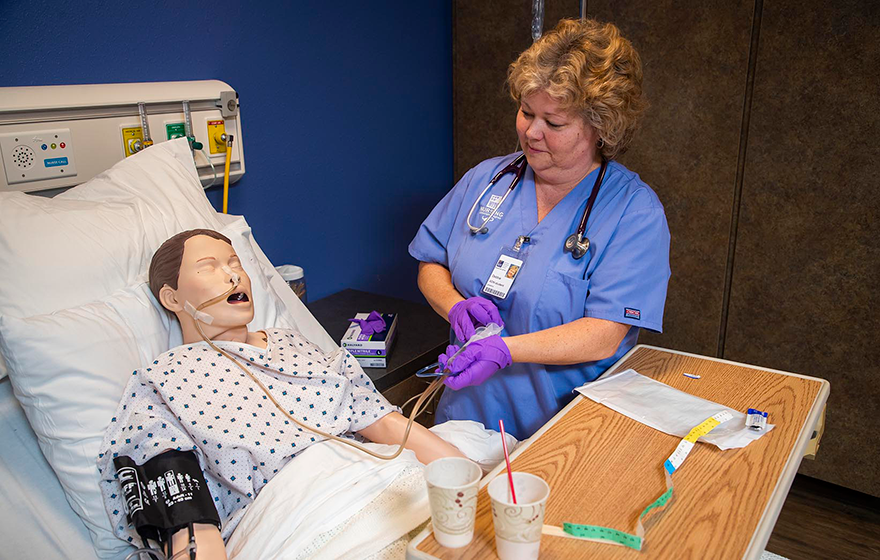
left=114, top=450, right=221, bottom=543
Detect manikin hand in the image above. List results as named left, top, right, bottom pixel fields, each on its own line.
left=437, top=335, right=512, bottom=390
left=447, top=297, right=504, bottom=342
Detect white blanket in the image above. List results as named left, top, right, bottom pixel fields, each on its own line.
left=226, top=420, right=515, bottom=559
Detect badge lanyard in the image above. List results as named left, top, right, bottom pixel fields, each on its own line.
left=482, top=235, right=530, bottom=300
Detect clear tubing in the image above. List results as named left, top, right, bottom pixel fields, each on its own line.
left=197, top=147, right=218, bottom=188
left=416, top=322, right=504, bottom=378
left=192, top=280, right=445, bottom=461
left=531, top=0, right=545, bottom=42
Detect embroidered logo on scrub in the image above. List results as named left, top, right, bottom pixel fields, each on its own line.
left=625, top=308, right=641, bottom=320
left=479, top=194, right=505, bottom=222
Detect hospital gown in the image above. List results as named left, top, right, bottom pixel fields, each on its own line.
left=96, top=328, right=395, bottom=544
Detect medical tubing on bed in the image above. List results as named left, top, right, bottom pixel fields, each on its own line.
left=191, top=281, right=445, bottom=461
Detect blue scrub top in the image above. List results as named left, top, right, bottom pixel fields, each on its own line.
left=409, top=152, right=671, bottom=439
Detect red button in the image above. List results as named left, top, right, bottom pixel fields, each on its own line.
left=60, top=142, right=66, bottom=149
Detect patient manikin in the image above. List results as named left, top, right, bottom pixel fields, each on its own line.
left=97, top=230, right=464, bottom=559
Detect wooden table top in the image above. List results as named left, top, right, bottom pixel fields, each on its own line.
left=411, top=345, right=829, bottom=559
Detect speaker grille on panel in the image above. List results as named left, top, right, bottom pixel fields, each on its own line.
left=12, top=145, right=35, bottom=169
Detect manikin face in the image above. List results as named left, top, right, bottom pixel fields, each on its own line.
left=516, top=90, right=600, bottom=187
left=160, top=235, right=254, bottom=333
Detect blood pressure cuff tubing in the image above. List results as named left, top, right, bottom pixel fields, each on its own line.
left=114, top=450, right=221, bottom=543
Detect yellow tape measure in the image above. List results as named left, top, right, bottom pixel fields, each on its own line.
left=544, top=410, right=734, bottom=551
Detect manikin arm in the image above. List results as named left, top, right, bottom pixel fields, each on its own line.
left=158, top=413, right=463, bottom=560
left=169, top=524, right=227, bottom=560
left=357, top=411, right=466, bottom=464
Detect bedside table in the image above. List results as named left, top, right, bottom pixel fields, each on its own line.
left=308, top=289, right=450, bottom=409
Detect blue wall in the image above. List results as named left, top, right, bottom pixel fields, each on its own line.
left=1, top=0, right=453, bottom=303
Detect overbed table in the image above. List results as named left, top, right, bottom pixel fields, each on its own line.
left=407, top=345, right=830, bottom=559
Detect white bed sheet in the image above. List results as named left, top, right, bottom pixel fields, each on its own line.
left=0, top=377, right=100, bottom=559
left=227, top=421, right=514, bottom=559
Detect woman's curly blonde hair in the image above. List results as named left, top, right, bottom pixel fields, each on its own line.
left=508, top=18, right=646, bottom=160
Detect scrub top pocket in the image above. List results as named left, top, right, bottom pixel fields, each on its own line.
left=535, top=268, right=590, bottom=329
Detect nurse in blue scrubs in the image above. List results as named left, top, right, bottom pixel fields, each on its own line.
left=409, top=18, right=671, bottom=440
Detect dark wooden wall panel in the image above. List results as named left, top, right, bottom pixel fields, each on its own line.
left=725, top=0, right=880, bottom=496
left=452, top=0, right=579, bottom=181
left=453, top=1, right=879, bottom=496
left=587, top=2, right=754, bottom=355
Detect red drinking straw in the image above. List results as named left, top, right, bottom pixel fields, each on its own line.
left=498, top=419, right=517, bottom=504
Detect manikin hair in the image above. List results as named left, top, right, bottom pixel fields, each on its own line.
left=148, top=229, right=233, bottom=304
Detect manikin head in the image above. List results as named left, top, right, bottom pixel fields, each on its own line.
left=149, top=229, right=255, bottom=344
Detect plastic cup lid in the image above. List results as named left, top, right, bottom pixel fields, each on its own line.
left=275, top=264, right=304, bottom=281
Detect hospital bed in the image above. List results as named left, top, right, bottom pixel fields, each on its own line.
left=0, top=138, right=508, bottom=559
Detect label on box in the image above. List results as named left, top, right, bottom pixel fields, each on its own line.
left=355, top=356, right=387, bottom=368
left=347, top=348, right=386, bottom=357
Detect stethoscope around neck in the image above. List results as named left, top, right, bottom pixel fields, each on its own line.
left=465, top=153, right=609, bottom=259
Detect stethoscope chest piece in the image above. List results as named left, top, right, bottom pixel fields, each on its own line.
left=467, top=154, right=607, bottom=262
left=564, top=233, right=590, bottom=259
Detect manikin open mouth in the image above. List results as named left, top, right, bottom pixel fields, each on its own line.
left=227, top=292, right=250, bottom=303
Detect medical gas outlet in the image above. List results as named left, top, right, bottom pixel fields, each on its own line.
left=207, top=120, right=227, bottom=154
left=0, top=128, right=77, bottom=185
left=121, top=126, right=145, bottom=157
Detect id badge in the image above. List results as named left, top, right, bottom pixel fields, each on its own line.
left=482, top=244, right=526, bottom=300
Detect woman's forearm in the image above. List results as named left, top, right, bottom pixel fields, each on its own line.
left=418, top=262, right=627, bottom=365
left=417, top=262, right=465, bottom=320
left=504, top=317, right=630, bottom=366
left=358, top=411, right=466, bottom=464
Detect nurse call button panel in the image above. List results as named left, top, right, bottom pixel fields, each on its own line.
left=0, top=128, right=77, bottom=185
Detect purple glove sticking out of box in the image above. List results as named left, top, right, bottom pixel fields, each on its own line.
left=347, top=310, right=387, bottom=336
left=447, top=297, right=504, bottom=342
left=438, top=335, right=512, bottom=390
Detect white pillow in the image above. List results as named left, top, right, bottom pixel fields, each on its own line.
left=0, top=284, right=174, bottom=558
left=0, top=138, right=223, bottom=320
left=0, top=218, right=301, bottom=558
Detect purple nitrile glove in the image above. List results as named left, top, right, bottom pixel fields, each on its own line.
left=347, top=311, right=387, bottom=336
left=441, top=335, right=512, bottom=391
left=436, top=344, right=461, bottom=374
left=447, top=297, right=504, bottom=342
